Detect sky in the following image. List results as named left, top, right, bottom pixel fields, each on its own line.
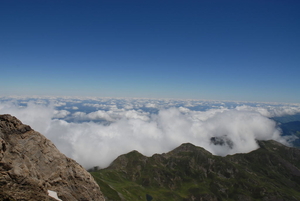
left=1, top=0, right=300, bottom=102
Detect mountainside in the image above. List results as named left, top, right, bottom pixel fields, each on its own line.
left=91, top=140, right=300, bottom=201
left=0, top=114, right=105, bottom=201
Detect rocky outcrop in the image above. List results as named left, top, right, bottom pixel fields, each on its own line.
left=0, top=114, right=105, bottom=201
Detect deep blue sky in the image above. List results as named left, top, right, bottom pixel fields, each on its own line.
left=1, top=0, right=300, bottom=102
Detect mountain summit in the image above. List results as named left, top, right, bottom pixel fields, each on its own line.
left=0, top=114, right=105, bottom=201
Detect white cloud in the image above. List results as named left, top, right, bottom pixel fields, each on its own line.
left=236, top=104, right=300, bottom=117
left=45, top=107, right=286, bottom=168
left=54, top=102, right=66, bottom=107
left=123, top=104, right=133, bottom=110
left=0, top=98, right=298, bottom=169
left=83, top=103, right=105, bottom=108
left=145, top=103, right=157, bottom=108
left=123, top=110, right=150, bottom=121
left=53, top=110, right=70, bottom=118
left=72, top=111, right=88, bottom=120
left=71, top=109, right=150, bottom=123
left=0, top=101, right=53, bottom=134
left=87, top=110, right=114, bottom=121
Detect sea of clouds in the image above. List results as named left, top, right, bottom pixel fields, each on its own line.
left=1, top=96, right=300, bottom=169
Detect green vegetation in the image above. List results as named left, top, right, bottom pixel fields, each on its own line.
left=91, top=141, right=300, bottom=201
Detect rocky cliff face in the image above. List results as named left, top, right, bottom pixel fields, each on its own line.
left=0, top=114, right=105, bottom=201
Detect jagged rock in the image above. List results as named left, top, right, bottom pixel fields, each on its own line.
left=0, top=114, right=105, bottom=201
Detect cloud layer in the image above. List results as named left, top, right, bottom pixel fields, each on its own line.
left=0, top=97, right=299, bottom=169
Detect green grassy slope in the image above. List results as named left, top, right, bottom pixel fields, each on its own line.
left=91, top=141, right=300, bottom=201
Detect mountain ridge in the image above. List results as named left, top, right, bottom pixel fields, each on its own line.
left=91, top=140, right=300, bottom=201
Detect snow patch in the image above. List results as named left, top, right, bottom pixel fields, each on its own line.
left=48, top=190, right=62, bottom=201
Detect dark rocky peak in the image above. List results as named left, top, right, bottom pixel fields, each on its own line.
left=109, top=150, right=148, bottom=170
left=109, top=143, right=213, bottom=171
left=170, top=142, right=197, bottom=152
left=210, top=135, right=234, bottom=149
left=164, top=142, right=213, bottom=160
left=0, top=114, right=32, bottom=135
left=0, top=114, right=105, bottom=201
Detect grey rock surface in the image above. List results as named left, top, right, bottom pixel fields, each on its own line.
left=0, top=114, right=105, bottom=201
